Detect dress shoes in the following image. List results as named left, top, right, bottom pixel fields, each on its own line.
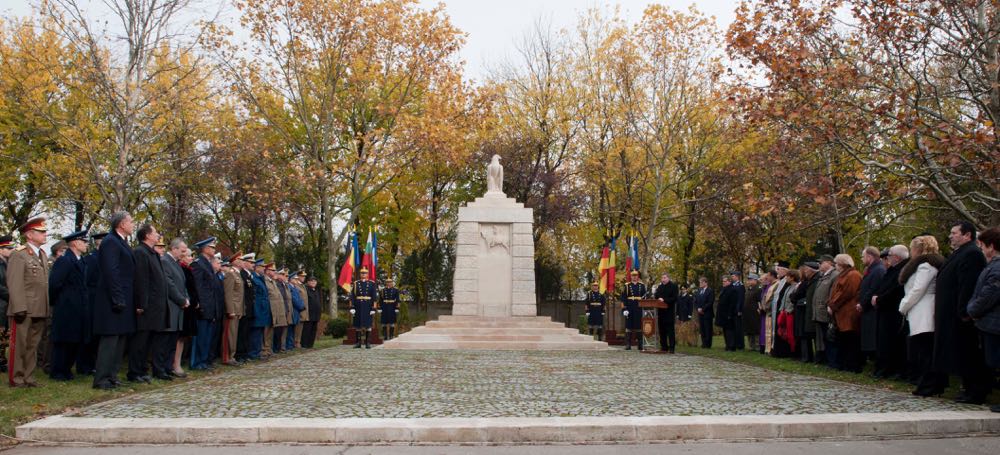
left=153, top=373, right=174, bottom=381
left=954, top=395, right=986, bottom=405
left=93, top=382, right=115, bottom=390
left=170, top=370, right=188, bottom=378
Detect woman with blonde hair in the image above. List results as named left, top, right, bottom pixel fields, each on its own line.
left=898, top=235, right=946, bottom=396
left=828, top=254, right=863, bottom=372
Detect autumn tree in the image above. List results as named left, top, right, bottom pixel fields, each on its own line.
left=209, top=0, right=465, bottom=310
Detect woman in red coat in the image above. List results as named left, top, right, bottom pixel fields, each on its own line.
left=828, top=253, right=863, bottom=373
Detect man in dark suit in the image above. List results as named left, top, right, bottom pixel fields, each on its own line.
left=730, top=272, right=746, bottom=350
left=694, top=276, right=714, bottom=348
left=717, top=276, right=740, bottom=351
left=934, top=221, right=990, bottom=404
left=190, top=237, right=221, bottom=370
left=47, top=229, right=89, bottom=381
left=654, top=273, right=678, bottom=353
left=302, top=276, right=322, bottom=348
left=676, top=286, right=694, bottom=322
left=130, top=224, right=169, bottom=382
left=235, top=253, right=256, bottom=361
left=93, top=212, right=136, bottom=390
left=74, top=232, right=107, bottom=376
left=871, top=244, right=909, bottom=379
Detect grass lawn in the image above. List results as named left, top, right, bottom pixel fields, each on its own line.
left=0, top=336, right=342, bottom=444
left=676, top=335, right=999, bottom=403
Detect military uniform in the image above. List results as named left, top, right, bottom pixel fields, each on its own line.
left=585, top=287, right=605, bottom=340
left=0, top=235, right=12, bottom=374
left=6, top=218, right=50, bottom=387
left=379, top=285, right=400, bottom=340
left=621, top=278, right=645, bottom=350
left=351, top=276, right=377, bottom=348
left=264, top=266, right=285, bottom=354
left=221, top=255, right=244, bottom=364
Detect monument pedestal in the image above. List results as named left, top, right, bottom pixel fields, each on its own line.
left=450, top=193, right=537, bottom=317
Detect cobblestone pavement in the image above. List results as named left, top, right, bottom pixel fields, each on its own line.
left=76, top=347, right=981, bottom=418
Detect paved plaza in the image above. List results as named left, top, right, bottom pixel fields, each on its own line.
left=75, top=346, right=981, bottom=419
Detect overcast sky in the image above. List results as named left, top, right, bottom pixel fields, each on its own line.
left=2, top=0, right=739, bottom=81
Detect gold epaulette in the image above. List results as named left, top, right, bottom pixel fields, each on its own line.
left=15, top=245, right=27, bottom=252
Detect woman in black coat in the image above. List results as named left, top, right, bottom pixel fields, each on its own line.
left=48, top=231, right=90, bottom=380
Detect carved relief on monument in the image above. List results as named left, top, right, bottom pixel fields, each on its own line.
left=479, top=223, right=510, bottom=256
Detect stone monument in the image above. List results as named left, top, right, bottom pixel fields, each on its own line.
left=382, top=155, right=607, bottom=350
left=452, top=154, right=537, bottom=317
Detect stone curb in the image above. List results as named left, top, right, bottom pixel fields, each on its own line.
left=17, top=412, right=1000, bottom=444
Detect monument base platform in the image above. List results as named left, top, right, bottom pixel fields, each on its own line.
left=381, top=316, right=611, bottom=350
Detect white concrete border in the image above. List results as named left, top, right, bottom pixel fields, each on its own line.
left=16, top=412, right=1000, bottom=444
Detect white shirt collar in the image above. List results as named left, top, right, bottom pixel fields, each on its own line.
left=27, top=243, right=42, bottom=257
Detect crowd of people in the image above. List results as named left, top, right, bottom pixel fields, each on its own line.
left=583, top=221, right=1000, bottom=412
left=1, top=211, right=328, bottom=390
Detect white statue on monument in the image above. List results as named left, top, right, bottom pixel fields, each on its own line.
left=487, top=154, right=504, bottom=196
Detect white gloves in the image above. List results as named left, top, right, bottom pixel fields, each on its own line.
left=350, top=309, right=356, bottom=315
left=377, top=309, right=382, bottom=314
left=395, top=309, right=399, bottom=313
left=369, top=310, right=376, bottom=316
left=623, top=310, right=629, bottom=317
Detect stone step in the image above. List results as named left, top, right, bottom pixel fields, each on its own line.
left=20, top=412, right=1000, bottom=443
left=425, top=320, right=566, bottom=329
left=388, top=334, right=594, bottom=342
left=385, top=316, right=609, bottom=350
left=381, top=340, right=609, bottom=350
left=408, top=327, right=584, bottom=336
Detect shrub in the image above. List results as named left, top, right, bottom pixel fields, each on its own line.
left=325, top=314, right=350, bottom=339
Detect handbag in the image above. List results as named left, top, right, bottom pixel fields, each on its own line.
left=826, top=316, right=839, bottom=343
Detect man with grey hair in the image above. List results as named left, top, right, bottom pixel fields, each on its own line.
left=93, top=211, right=136, bottom=390
left=870, top=244, right=910, bottom=379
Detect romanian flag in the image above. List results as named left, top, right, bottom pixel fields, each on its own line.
left=608, top=235, right=617, bottom=293
left=361, top=228, right=377, bottom=279
left=338, top=230, right=358, bottom=292
left=624, top=233, right=640, bottom=276
left=598, top=246, right=610, bottom=293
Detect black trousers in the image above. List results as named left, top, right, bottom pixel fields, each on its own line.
left=75, top=338, right=98, bottom=374
left=836, top=331, right=863, bottom=373
left=874, top=310, right=906, bottom=376
left=49, top=341, right=79, bottom=379
left=910, top=332, right=947, bottom=394
left=734, top=316, right=745, bottom=349
left=94, top=334, right=127, bottom=387
left=722, top=326, right=740, bottom=350
left=151, top=331, right=178, bottom=376
left=698, top=314, right=714, bottom=348
left=209, top=319, right=223, bottom=362
left=235, top=317, right=252, bottom=360
left=657, top=308, right=676, bottom=352
left=127, top=329, right=152, bottom=379
left=301, top=321, right=318, bottom=348
left=957, top=324, right=994, bottom=399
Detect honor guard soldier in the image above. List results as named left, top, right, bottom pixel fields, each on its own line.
left=379, top=277, right=400, bottom=340
left=350, top=267, right=377, bottom=349
left=585, top=282, right=605, bottom=341
left=6, top=217, right=50, bottom=387
left=620, top=270, right=645, bottom=351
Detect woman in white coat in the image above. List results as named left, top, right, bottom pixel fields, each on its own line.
left=898, top=235, right=947, bottom=397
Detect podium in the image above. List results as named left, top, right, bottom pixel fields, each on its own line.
left=640, top=299, right=668, bottom=353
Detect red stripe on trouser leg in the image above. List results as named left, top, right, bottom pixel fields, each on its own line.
left=8, top=318, right=16, bottom=386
